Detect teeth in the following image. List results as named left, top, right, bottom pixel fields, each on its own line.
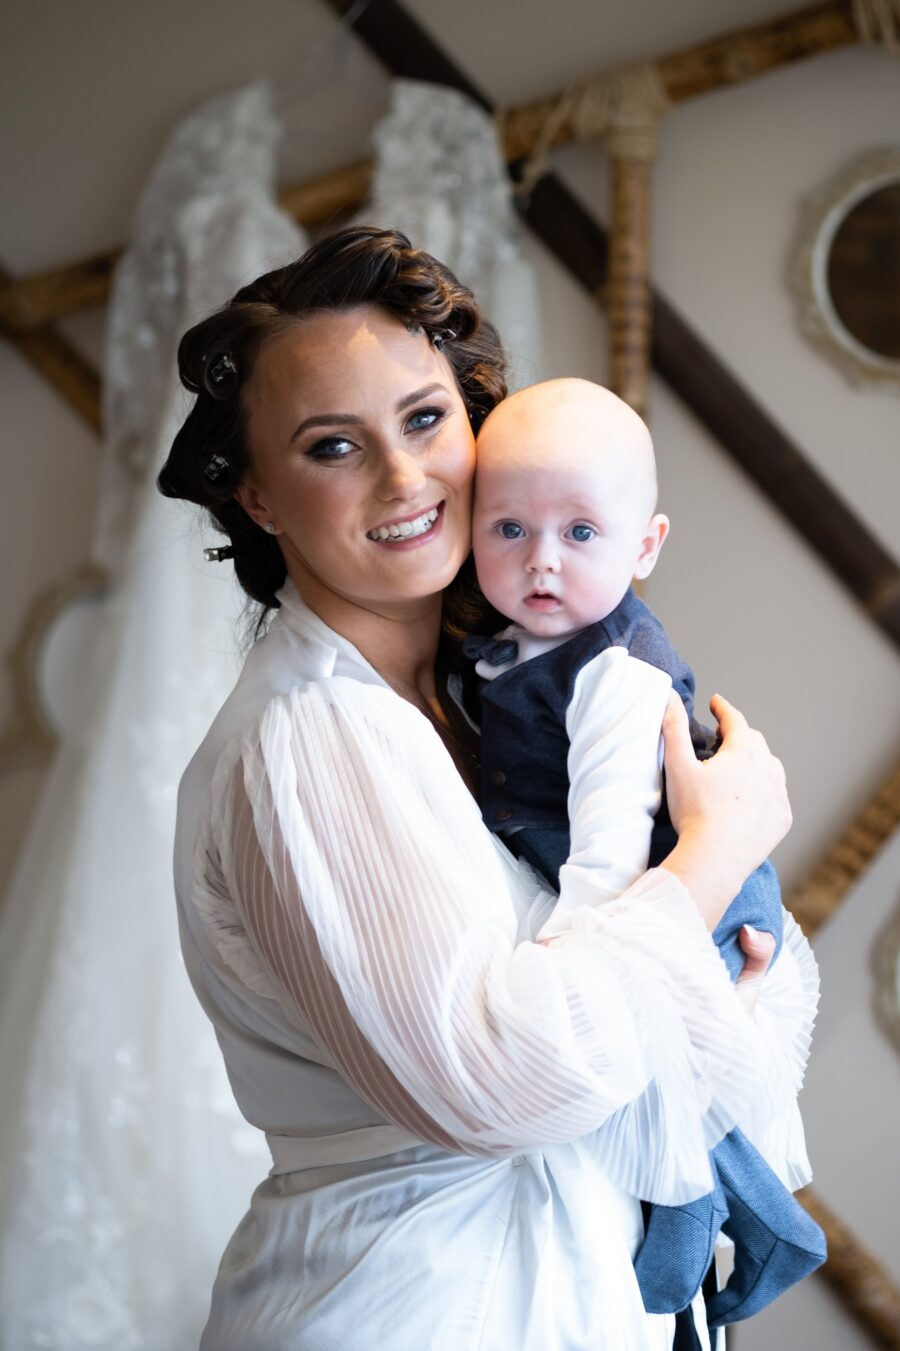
left=368, top=507, right=438, bottom=541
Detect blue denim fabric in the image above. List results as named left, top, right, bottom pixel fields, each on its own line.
left=635, top=1126, right=826, bottom=1319
left=711, top=860, right=784, bottom=979
left=634, top=862, right=826, bottom=1320
left=705, top=1130, right=827, bottom=1328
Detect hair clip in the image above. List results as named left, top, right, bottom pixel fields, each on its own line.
left=208, top=351, right=237, bottom=386
left=203, top=545, right=235, bottom=562
left=432, top=328, right=457, bottom=351
left=203, top=453, right=230, bottom=483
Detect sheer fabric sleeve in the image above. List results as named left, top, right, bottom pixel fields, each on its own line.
left=202, top=678, right=772, bottom=1204
left=733, top=908, right=819, bottom=1190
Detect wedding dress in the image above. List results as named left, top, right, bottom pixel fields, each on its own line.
left=359, top=78, right=542, bottom=386
left=0, top=83, right=304, bottom=1351
left=0, top=74, right=542, bottom=1350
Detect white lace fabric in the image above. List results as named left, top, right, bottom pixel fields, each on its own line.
left=96, top=82, right=302, bottom=570
left=358, top=79, right=542, bottom=386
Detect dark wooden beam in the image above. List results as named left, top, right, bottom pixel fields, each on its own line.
left=324, top=0, right=900, bottom=652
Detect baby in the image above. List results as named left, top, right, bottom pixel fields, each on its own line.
left=465, top=378, right=825, bottom=1330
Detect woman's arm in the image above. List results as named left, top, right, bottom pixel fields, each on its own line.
left=660, top=692, right=791, bottom=930
left=197, top=677, right=787, bottom=1202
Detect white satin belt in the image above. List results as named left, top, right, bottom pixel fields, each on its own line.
left=266, top=1124, right=424, bottom=1174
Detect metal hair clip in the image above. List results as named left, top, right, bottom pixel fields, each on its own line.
left=204, top=545, right=235, bottom=562
left=204, top=453, right=230, bottom=483
left=208, top=352, right=237, bottom=386
left=432, top=328, right=457, bottom=351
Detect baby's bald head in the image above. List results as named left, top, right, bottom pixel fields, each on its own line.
left=476, top=378, right=658, bottom=523
left=472, top=379, right=669, bottom=636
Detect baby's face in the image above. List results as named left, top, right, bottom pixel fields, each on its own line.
left=472, top=383, right=665, bottom=641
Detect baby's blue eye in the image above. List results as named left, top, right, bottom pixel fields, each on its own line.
left=567, top=523, right=596, bottom=542
left=497, top=521, right=524, bottom=539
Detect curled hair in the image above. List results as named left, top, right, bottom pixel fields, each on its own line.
left=158, top=226, right=508, bottom=616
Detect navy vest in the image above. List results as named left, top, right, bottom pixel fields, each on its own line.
left=468, top=590, right=716, bottom=886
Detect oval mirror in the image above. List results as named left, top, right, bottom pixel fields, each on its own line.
left=793, top=148, right=900, bottom=390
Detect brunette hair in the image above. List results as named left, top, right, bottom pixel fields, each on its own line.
left=157, top=225, right=508, bottom=619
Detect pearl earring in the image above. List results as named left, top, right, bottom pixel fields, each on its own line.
left=263, top=522, right=276, bottom=535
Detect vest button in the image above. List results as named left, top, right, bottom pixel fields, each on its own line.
left=490, top=769, right=507, bottom=786
left=495, top=807, right=512, bottom=822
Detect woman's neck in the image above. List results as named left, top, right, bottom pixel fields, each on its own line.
left=289, top=566, right=444, bottom=706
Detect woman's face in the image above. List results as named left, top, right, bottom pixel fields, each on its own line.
left=238, top=306, right=476, bottom=624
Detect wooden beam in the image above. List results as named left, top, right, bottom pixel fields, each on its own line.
left=0, top=3, right=860, bottom=333
left=323, top=0, right=900, bottom=654
left=655, top=1, right=856, bottom=100
left=799, top=1187, right=900, bottom=1348
left=0, top=249, right=119, bottom=331
left=0, top=262, right=102, bottom=433
left=277, top=157, right=373, bottom=232
left=788, top=762, right=900, bottom=937
left=0, top=161, right=376, bottom=335
left=499, top=2, right=856, bottom=161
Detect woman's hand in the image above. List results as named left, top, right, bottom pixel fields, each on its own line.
left=660, top=693, right=792, bottom=930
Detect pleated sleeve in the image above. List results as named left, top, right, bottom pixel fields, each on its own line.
left=196, top=677, right=790, bottom=1205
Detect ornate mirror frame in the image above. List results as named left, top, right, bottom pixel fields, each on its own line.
left=793, top=147, right=900, bottom=391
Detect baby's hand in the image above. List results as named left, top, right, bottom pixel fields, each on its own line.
left=735, top=924, right=776, bottom=1011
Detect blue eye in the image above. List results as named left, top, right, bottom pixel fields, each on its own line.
left=407, top=406, right=445, bottom=432
left=567, top=523, right=596, bottom=542
left=307, top=437, right=355, bottom=460
left=497, top=521, right=524, bottom=539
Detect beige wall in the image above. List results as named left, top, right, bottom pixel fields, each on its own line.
left=1, top=3, right=898, bottom=1344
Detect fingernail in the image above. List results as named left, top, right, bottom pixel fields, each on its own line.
left=742, top=924, right=759, bottom=937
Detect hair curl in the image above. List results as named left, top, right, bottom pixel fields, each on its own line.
left=158, top=226, right=508, bottom=619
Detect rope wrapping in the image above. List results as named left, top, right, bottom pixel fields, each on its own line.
left=852, top=0, right=900, bottom=52
left=515, top=61, right=672, bottom=196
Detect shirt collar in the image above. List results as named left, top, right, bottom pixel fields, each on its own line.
left=273, top=580, right=389, bottom=688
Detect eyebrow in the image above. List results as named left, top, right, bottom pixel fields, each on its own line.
left=290, top=383, right=449, bottom=442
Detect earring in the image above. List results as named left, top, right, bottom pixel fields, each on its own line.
left=263, top=522, right=276, bottom=535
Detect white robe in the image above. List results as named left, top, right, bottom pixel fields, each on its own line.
left=175, top=583, right=818, bottom=1350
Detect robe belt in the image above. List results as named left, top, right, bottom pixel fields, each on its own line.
left=266, top=1124, right=424, bottom=1174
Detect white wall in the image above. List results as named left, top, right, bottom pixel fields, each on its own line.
left=1, top=3, right=898, bottom=1345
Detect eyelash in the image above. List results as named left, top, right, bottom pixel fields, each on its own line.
left=306, top=406, right=446, bottom=460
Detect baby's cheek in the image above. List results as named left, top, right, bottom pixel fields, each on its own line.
left=472, top=546, right=512, bottom=610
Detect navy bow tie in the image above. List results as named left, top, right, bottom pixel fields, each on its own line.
left=462, top=634, right=519, bottom=667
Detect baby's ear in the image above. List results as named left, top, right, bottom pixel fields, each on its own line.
left=633, top=514, right=670, bottom=580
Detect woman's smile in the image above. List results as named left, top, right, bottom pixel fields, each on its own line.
left=366, top=502, right=443, bottom=543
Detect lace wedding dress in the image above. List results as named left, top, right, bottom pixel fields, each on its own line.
left=0, top=84, right=304, bottom=1351
left=359, top=79, right=542, bottom=386
left=0, top=75, right=541, bottom=1350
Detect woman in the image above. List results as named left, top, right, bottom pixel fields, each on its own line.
left=159, top=226, right=815, bottom=1350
